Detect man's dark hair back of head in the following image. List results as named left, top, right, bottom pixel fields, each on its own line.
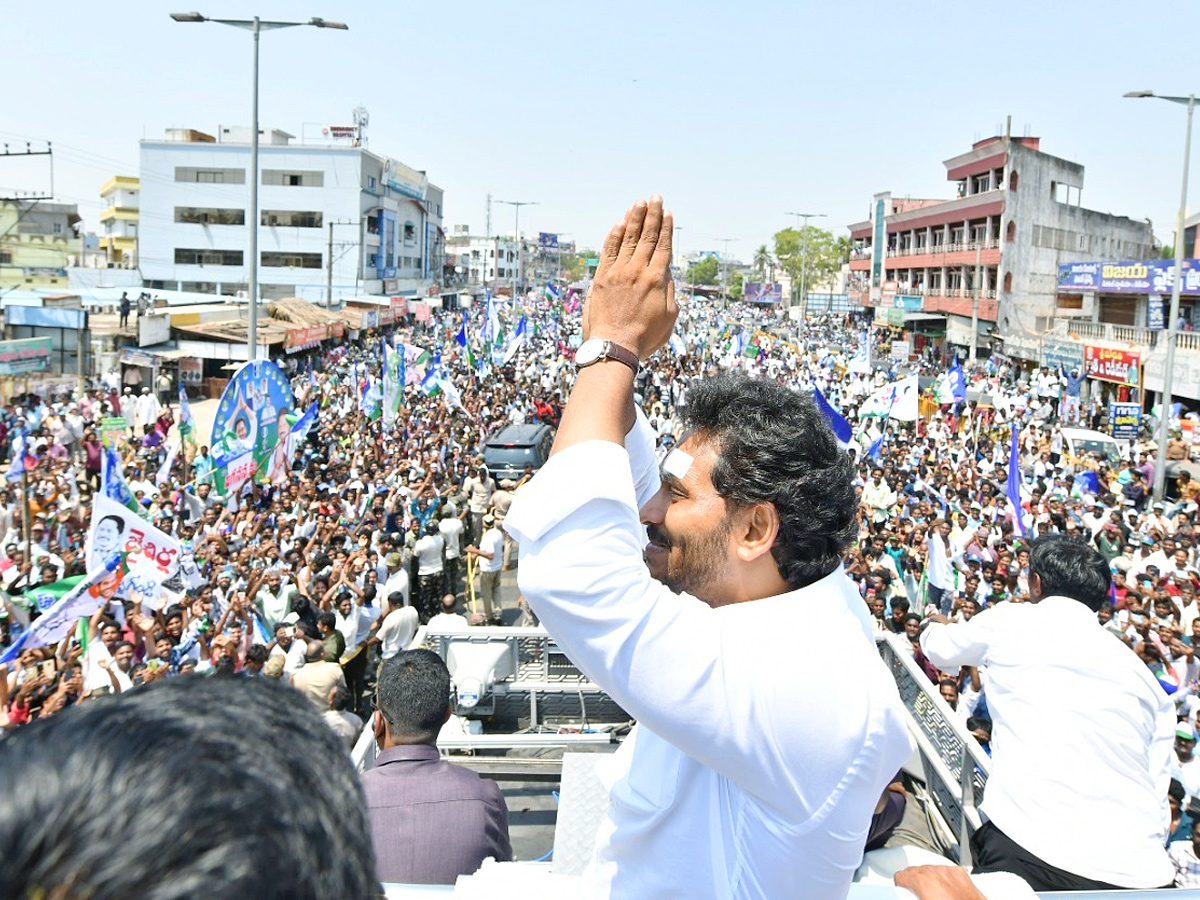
left=1029, top=534, right=1111, bottom=612
left=377, top=649, right=450, bottom=743
left=684, top=375, right=856, bottom=589
left=0, top=676, right=377, bottom=900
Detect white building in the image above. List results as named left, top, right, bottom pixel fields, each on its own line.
left=138, top=126, right=444, bottom=303
left=444, top=225, right=517, bottom=289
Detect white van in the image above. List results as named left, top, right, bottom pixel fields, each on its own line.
left=1060, top=427, right=1124, bottom=464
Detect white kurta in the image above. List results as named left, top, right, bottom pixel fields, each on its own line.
left=922, top=597, right=1175, bottom=887
left=505, top=412, right=913, bottom=900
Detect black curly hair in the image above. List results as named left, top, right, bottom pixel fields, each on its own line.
left=683, top=375, right=856, bottom=590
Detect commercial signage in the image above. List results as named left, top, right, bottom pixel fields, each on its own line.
left=0, top=337, right=52, bottom=376
left=894, top=294, right=924, bottom=312
left=1041, top=337, right=1085, bottom=371
left=744, top=282, right=783, bottom=304
left=321, top=125, right=358, bottom=140
left=538, top=232, right=559, bottom=249
left=1055, top=294, right=1084, bottom=310
left=882, top=280, right=898, bottom=303
left=1149, top=295, right=1166, bottom=329
left=1109, top=403, right=1141, bottom=440
left=1058, top=259, right=1200, bottom=294
left=178, top=358, right=202, bottom=385
left=1084, top=344, right=1139, bottom=385
left=284, top=326, right=328, bottom=352
left=872, top=198, right=886, bottom=287
left=119, top=347, right=158, bottom=368
left=891, top=340, right=910, bottom=361
left=390, top=297, right=409, bottom=315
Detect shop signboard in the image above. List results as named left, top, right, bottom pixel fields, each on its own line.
left=891, top=339, right=910, bottom=362
left=1109, top=403, right=1141, bottom=440
left=0, top=337, right=52, bottom=376
left=1058, top=259, right=1200, bottom=294
left=1041, top=338, right=1085, bottom=371
left=1083, top=344, right=1140, bottom=385
left=284, top=326, right=328, bottom=352
left=894, top=294, right=923, bottom=311
left=178, top=358, right=202, bottom=385
left=1149, top=295, right=1166, bottom=329
left=743, top=282, right=782, bottom=304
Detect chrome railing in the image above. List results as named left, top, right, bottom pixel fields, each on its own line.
left=877, top=633, right=990, bottom=866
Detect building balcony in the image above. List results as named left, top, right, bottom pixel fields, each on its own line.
left=99, top=206, right=138, bottom=223
left=1048, top=319, right=1162, bottom=349
left=848, top=258, right=871, bottom=271
left=921, top=291, right=999, bottom=321
left=886, top=238, right=999, bottom=258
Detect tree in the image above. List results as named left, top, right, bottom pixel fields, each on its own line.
left=773, top=226, right=845, bottom=297
left=753, top=245, right=772, bottom=282
left=687, top=255, right=720, bottom=285
left=561, top=249, right=595, bottom=283
left=728, top=271, right=744, bottom=300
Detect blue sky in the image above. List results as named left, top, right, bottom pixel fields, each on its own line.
left=4, top=0, right=1200, bottom=260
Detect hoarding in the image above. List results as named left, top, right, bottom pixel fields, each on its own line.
left=1109, top=403, right=1141, bottom=440
left=1058, top=259, right=1200, bottom=294
left=209, top=360, right=295, bottom=495
left=1083, top=344, right=1139, bottom=385
left=743, top=282, right=783, bottom=304
left=538, top=232, right=559, bottom=249
left=0, top=337, right=52, bottom=376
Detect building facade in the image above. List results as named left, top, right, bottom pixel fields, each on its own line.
left=444, top=226, right=517, bottom=290
left=98, top=175, right=139, bottom=268
left=0, top=201, right=81, bottom=290
left=138, top=127, right=444, bottom=303
left=847, top=136, right=1154, bottom=360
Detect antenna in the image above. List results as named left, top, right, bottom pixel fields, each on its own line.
left=352, top=105, right=369, bottom=147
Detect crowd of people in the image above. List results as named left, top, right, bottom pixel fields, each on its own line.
left=5, top=262, right=1200, bottom=886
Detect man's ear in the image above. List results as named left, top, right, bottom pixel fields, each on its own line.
left=373, top=709, right=387, bottom=748
left=733, top=502, right=779, bottom=564
left=1029, top=572, right=1043, bottom=601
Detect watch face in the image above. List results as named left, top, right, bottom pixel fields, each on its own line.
left=575, top=339, right=604, bottom=366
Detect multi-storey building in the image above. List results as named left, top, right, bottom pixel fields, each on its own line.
left=847, top=135, right=1153, bottom=360
left=138, top=126, right=444, bottom=303
left=444, top=226, right=517, bottom=290
left=0, top=200, right=81, bottom=290
left=98, top=175, right=139, bottom=268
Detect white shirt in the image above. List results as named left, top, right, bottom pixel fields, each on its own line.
left=921, top=597, right=1174, bottom=887
left=478, top=527, right=504, bottom=573
left=380, top=567, right=410, bottom=607
left=414, top=533, right=445, bottom=576
left=426, top=611, right=470, bottom=632
left=376, top=606, right=418, bottom=659
left=1169, top=839, right=1200, bottom=888
left=504, top=412, right=912, bottom=900
left=926, top=532, right=954, bottom=589
left=439, top=516, right=464, bottom=559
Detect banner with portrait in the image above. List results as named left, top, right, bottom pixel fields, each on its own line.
left=86, top=494, right=182, bottom=609
left=209, top=359, right=296, bottom=495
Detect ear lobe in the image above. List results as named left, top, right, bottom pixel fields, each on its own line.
left=735, top=502, right=779, bottom=563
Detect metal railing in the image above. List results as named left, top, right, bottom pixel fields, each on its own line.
left=886, top=239, right=999, bottom=258
left=877, top=633, right=990, bottom=865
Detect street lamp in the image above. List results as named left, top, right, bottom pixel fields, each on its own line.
left=786, top=211, right=826, bottom=321
left=496, top=199, right=538, bottom=298
left=171, top=12, right=348, bottom=361
left=1124, top=90, right=1195, bottom=501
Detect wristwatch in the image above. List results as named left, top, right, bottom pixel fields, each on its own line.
left=574, top=338, right=639, bottom=373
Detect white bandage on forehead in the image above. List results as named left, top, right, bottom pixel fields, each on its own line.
left=661, top=448, right=694, bottom=482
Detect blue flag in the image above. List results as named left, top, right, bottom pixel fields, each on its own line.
left=867, top=432, right=886, bottom=464
left=812, top=386, right=852, bottom=448
left=1007, top=423, right=1026, bottom=536
left=948, top=358, right=967, bottom=403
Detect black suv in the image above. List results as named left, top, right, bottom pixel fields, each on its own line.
left=483, top=423, right=555, bottom=481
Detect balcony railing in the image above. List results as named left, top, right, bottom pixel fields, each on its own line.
left=885, top=238, right=1000, bottom=259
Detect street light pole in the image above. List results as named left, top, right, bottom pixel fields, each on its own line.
left=496, top=199, right=537, bottom=298
left=786, top=211, right=826, bottom=321
left=171, top=12, right=348, bottom=361
left=1125, top=90, right=1196, bottom=501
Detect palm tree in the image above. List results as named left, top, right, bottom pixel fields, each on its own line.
left=753, top=245, right=771, bottom=282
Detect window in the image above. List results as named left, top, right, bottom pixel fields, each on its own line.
left=262, top=169, right=324, bottom=187
left=1009, top=170, right=1019, bottom=191
left=403, top=221, right=416, bottom=244
left=0, top=250, right=11, bottom=265
left=1006, top=221, right=1017, bottom=242
left=260, top=284, right=296, bottom=300
left=180, top=281, right=217, bottom=294
left=261, top=251, right=322, bottom=269
left=174, top=167, right=246, bottom=184
left=174, top=248, right=244, bottom=266
left=1003, top=271, right=1013, bottom=292
left=366, top=175, right=377, bottom=191
left=52, top=223, right=63, bottom=234
left=175, top=207, right=246, bottom=225
left=261, top=210, right=323, bottom=228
